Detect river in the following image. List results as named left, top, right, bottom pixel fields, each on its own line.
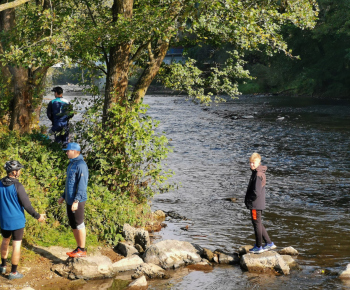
left=143, top=94, right=350, bottom=289
left=41, top=92, right=350, bottom=289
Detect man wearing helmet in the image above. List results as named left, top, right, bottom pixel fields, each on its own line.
left=0, top=161, right=45, bottom=280
left=58, top=143, right=89, bottom=258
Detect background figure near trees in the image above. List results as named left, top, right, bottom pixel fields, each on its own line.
left=0, top=161, right=45, bottom=280
left=46, top=87, right=74, bottom=146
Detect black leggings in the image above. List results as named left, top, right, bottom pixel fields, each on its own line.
left=1, top=228, right=24, bottom=241
left=251, top=210, right=271, bottom=247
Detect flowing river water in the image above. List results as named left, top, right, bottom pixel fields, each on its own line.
left=41, top=93, right=350, bottom=289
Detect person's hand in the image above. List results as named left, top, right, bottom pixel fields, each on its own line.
left=58, top=197, right=65, bottom=204
left=38, top=214, right=46, bottom=222
left=71, top=202, right=78, bottom=211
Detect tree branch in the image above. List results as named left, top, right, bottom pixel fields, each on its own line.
left=129, top=40, right=151, bottom=66
left=0, top=0, right=31, bottom=12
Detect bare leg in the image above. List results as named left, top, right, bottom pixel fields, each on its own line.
left=11, top=241, right=22, bottom=266
left=72, top=228, right=86, bottom=248
left=1, top=237, right=11, bottom=259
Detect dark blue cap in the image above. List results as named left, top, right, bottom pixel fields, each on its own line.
left=63, top=142, right=81, bottom=151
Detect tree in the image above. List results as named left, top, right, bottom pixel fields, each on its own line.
left=62, top=0, right=318, bottom=127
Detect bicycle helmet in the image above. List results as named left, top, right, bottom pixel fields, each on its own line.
left=4, top=161, right=24, bottom=173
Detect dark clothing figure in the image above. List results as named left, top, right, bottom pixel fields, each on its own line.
left=47, top=97, right=73, bottom=146
left=245, top=164, right=272, bottom=248
left=245, top=165, right=267, bottom=210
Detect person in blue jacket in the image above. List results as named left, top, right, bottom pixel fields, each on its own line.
left=58, top=143, right=89, bottom=258
left=46, top=87, right=74, bottom=146
left=0, top=161, right=45, bottom=280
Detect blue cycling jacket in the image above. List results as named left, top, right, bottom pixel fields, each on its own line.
left=62, top=154, right=89, bottom=205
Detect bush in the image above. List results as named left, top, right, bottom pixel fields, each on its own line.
left=0, top=98, right=173, bottom=246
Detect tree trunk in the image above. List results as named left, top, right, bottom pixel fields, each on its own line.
left=131, top=40, right=170, bottom=103
left=103, top=0, right=133, bottom=126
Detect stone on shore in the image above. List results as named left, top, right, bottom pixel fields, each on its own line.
left=279, top=246, right=299, bottom=256
left=202, top=248, right=214, bottom=262
left=52, top=256, right=114, bottom=280
left=240, top=251, right=290, bottom=275
left=132, top=263, right=168, bottom=279
left=339, top=264, right=350, bottom=279
left=153, top=210, right=166, bottom=219
left=112, top=255, right=144, bottom=273
left=123, top=224, right=151, bottom=250
left=143, top=240, right=202, bottom=269
left=115, top=241, right=139, bottom=257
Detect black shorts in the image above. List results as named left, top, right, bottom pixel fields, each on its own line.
left=66, top=201, right=86, bottom=229
left=1, top=228, right=24, bottom=241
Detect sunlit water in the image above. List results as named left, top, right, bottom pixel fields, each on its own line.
left=40, top=94, right=350, bottom=289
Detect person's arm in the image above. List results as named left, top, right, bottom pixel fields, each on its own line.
left=15, top=182, right=40, bottom=219
left=253, top=174, right=264, bottom=198
left=47, top=101, right=53, bottom=122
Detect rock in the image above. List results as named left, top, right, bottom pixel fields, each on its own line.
left=202, top=248, right=214, bottom=262
left=242, top=115, right=254, bottom=119
left=132, top=263, right=168, bottom=279
left=339, top=264, right=350, bottom=279
left=128, top=275, right=148, bottom=287
left=122, top=224, right=150, bottom=250
left=135, top=244, right=144, bottom=253
left=279, top=246, right=299, bottom=256
left=115, top=242, right=139, bottom=257
left=238, top=245, right=253, bottom=256
left=153, top=210, right=166, bottom=219
left=277, top=117, right=285, bottom=121
left=32, top=245, right=72, bottom=263
left=240, top=251, right=290, bottom=275
left=143, top=240, right=202, bottom=269
left=187, top=260, right=213, bottom=271
left=135, top=228, right=151, bottom=250
left=112, top=255, right=144, bottom=273
left=52, top=255, right=114, bottom=280
left=218, top=252, right=240, bottom=265
left=281, top=255, right=299, bottom=269
left=20, top=288, right=35, bottom=290
left=213, top=254, right=219, bottom=263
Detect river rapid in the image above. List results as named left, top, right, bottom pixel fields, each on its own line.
left=143, top=94, right=350, bottom=290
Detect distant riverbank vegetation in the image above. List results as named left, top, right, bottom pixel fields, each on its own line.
left=0, top=0, right=318, bottom=245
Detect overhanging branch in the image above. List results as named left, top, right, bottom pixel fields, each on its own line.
left=0, top=0, right=31, bottom=12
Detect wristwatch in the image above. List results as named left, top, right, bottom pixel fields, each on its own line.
left=73, top=200, right=79, bottom=203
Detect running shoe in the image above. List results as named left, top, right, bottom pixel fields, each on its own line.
left=263, top=242, right=277, bottom=251
left=67, top=248, right=87, bottom=258
left=8, top=272, right=23, bottom=280
left=0, top=266, right=6, bottom=274
left=249, top=245, right=265, bottom=254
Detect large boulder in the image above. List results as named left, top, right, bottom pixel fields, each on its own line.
left=240, top=251, right=290, bottom=275
left=112, top=255, right=144, bottom=273
left=52, top=256, right=114, bottom=280
left=143, top=240, right=202, bottom=269
left=132, top=263, right=168, bottom=279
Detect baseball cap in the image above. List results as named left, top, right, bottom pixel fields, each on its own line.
left=63, top=142, right=81, bottom=151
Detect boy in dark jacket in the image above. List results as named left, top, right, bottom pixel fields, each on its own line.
left=245, top=153, right=276, bottom=254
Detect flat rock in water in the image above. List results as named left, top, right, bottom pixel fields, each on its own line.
left=143, top=240, right=202, bottom=269
left=240, top=251, right=290, bottom=275
left=281, top=255, right=299, bottom=269
left=218, top=252, right=240, bottom=265
left=132, top=263, right=168, bottom=279
left=339, top=264, right=350, bottom=279
left=238, top=245, right=254, bottom=256
left=112, top=255, right=144, bottom=273
left=52, top=255, right=114, bottom=280
left=128, top=275, right=148, bottom=287
left=241, top=115, right=254, bottom=119
left=279, top=246, right=299, bottom=256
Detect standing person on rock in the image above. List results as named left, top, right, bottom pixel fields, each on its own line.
left=244, top=153, right=276, bottom=254
left=0, top=161, right=46, bottom=280
left=58, top=143, right=89, bottom=258
left=47, top=86, right=74, bottom=146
